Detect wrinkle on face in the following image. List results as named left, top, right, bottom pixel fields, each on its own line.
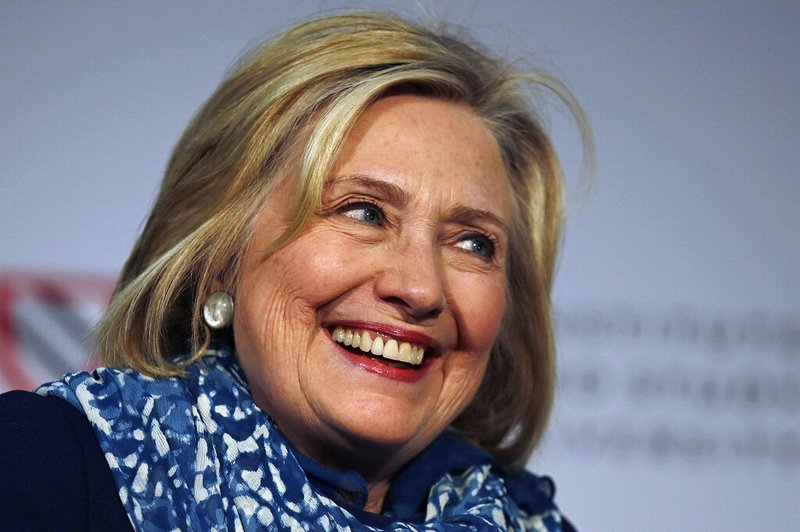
left=232, top=95, right=511, bottom=504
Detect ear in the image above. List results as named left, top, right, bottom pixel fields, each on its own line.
left=210, top=280, right=225, bottom=292
left=209, top=277, right=236, bottom=297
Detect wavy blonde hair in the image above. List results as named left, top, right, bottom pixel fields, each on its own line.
left=96, top=12, right=591, bottom=468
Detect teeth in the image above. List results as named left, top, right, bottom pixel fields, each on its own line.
left=359, top=331, right=372, bottom=352
left=383, top=339, right=398, bottom=360
left=398, top=342, right=411, bottom=362
left=334, top=328, right=346, bottom=343
left=370, top=336, right=384, bottom=356
left=331, top=326, right=426, bottom=366
left=411, top=346, right=423, bottom=365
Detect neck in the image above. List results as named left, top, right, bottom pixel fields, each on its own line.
left=262, top=407, right=421, bottom=513
left=322, top=444, right=403, bottom=512
left=290, top=433, right=410, bottom=513
left=364, top=479, right=391, bottom=513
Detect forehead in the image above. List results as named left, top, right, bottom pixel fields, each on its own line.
left=332, top=94, right=511, bottom=217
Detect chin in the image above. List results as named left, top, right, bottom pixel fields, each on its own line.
left=323, top=393, right=433, bottom=451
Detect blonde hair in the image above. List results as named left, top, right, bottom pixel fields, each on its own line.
left=97, top=12, right=591, bottom=468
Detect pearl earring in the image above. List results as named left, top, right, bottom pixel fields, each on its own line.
left=203, top=291, right=234, bottom=329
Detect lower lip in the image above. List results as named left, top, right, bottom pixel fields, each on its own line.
left=331, top=338, right=432, bottom=383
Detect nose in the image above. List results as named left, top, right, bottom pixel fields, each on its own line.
left=374, top=239, right=446, bottom=321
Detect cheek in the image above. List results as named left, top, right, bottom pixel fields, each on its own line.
left=235, top=230, right=373, bottom=343
left=455, top=275, right=507, bottom=355
left=285, top=244, right=360, bottom=304
left=439, top=274, right=505, bottom=413
left=238, top=261, right=303, bottom=334
left=233, top=249, right=309, bottom=362
left=232, top=248, right=325, bottom=406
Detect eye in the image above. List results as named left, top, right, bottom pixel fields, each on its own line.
left=339, top=201, right=385, bottom=226
left=455, top=233, right=495, bottom=259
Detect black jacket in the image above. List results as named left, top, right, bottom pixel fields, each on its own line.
left=0, top=390, right=132, bottom=531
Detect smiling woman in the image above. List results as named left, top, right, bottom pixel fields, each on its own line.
left=233, top=96, right=511, bottom=510
left=0, top=11, right=587, bottom=531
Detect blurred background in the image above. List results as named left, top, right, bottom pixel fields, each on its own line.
left=1, top=1, right=797, bottom=530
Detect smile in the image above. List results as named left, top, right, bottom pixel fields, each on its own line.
left=331, top=326, right=426, bottom=366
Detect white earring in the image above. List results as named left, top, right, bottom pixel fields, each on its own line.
left=203, top=291, right=234, bottom=329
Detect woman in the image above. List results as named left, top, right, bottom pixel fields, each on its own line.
left=0, top=12, right=587, bottom=530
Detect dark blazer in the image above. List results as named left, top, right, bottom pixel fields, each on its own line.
left=0, top=390, right=132, bottom=531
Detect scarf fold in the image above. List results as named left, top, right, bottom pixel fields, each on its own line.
left=38, top=349, right=565, bottom=531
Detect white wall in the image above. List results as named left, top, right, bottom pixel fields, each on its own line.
left=2, top=1, right=798, bottom=530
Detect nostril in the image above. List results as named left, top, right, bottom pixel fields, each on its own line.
left=381, top=292, right=444, bottom=321
left=374, top=257, right=446, bottom=320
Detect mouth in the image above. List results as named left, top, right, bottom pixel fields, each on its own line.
left=327, top=325, right=432, bottom=370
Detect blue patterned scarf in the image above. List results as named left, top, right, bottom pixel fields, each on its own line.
left=38, top=347, right=566, bottom=530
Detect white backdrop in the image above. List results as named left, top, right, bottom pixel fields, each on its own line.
left=1, top=1, right=798, bottom=530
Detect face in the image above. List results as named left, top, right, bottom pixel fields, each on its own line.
left=233, top=95, right=511, bottom=476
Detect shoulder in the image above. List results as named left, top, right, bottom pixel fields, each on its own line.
left=0, top=390, right=93, bottom=472
left=0, top=390, right=131, bottom=530
left=1, top=388, right=87, bottom=428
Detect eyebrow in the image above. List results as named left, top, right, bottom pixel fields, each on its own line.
left=325, top=174, right=409, bottom=206
left=326, top=173, right=509, bottom=235
left=447, top=205, right=509, bottom=237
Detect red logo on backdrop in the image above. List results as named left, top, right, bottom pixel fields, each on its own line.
left=0, top=271, right=115, bottom=392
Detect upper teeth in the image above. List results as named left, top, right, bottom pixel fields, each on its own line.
left=332, top=326, right=425, bottom=366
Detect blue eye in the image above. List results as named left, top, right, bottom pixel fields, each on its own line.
left=340, top=202, right=385, bottom=225
left=455, top=234, right=495, bottom=259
